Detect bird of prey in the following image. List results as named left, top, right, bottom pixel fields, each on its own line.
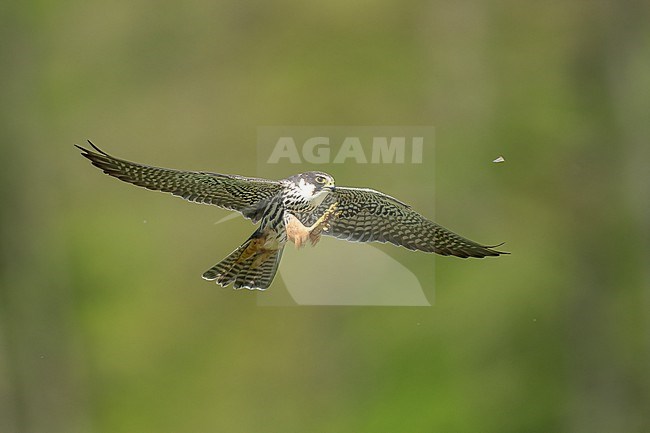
left=77, top=141, right=507, bottom=290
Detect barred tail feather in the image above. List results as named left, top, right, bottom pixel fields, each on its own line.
left=202, top=239, right=284, bottom=291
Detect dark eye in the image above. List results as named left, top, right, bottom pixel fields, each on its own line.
left=315, top=176, right=327, bottom=184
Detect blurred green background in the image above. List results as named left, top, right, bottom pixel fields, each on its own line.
left=1, top=1, right=649, bottom=432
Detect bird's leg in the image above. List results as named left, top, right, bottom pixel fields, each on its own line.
left=251, top=230, right=281, bottom=268
left=235, top=236, right=265, bottom=263
left=308, top=202, right=339, bottom=246
left=227, top=230, right=281, bottom=270
left=284, top=213, right=310, bottom=249
left=284, top=203, right=340, bottom=249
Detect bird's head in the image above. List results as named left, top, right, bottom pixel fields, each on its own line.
left=287, top=171, right=336, bottom=204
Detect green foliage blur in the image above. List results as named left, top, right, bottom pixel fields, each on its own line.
left=1, top=1, right=649, bottom=432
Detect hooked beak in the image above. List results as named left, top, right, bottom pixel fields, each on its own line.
left=326, top=185, right=336, bottom=192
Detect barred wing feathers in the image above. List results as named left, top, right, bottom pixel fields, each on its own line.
left=76, top=141, right=282, bottom=221
left=307, top=186, right=507, bottom=258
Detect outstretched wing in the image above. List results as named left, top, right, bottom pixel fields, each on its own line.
left=301, top=186, right=508, bottom=258
left=76, top=141, right=282, bottom=221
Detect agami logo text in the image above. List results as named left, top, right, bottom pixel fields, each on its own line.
left=266, top=136, right=424, bottom=164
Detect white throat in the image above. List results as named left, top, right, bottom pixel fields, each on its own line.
left=297, top=178, right=329, bottom=207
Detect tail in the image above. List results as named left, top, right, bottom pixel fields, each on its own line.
left=202, top=236, right=284, bottom=291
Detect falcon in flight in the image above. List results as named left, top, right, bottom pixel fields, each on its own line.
left=77, top=141, right=507, bottom=290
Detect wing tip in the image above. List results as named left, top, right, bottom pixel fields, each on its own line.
left=75, top=140, right=109, bottom=156
left=484, top=241, right=510, bottom=256
left=475, top=242, right=510, bottom=258
left=438, top=242, right=510, bottom=258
